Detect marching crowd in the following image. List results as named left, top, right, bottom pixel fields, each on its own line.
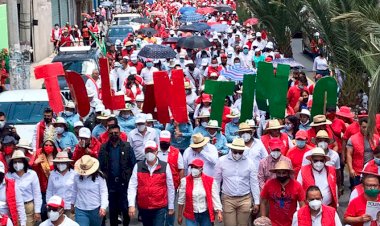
left=4, top=0, right=380, bottom=226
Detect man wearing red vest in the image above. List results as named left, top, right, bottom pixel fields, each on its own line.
left=157, top=130, right=184, bottom=226
left=363, top=146, right=380, bottom=175
left=128, top=140, right=175, bottom=225
left=260, top=119, right=292, bottom=155
left=297, top=148, right=338, bottom=209
left=347, top=117, right=380, bottom=189
left=0, top=162, right=26, bottom=226
left=203, top=58, right=223, bottom=78
left=292, top=186, right=342, bottom=225
left=32, top=108, right=54, bottom=150
left=72, top=127, right=101, bottom=163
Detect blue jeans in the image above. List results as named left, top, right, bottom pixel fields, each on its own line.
left=75, top=207, right=103, bottom=226
left=166, top=213, right=174, bottom=226
left=185, top=211, right=212, bottom=226
left=139, top=207, right=167, bottom=226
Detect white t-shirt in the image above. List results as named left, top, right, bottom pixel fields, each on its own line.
left=302, top=149, right=341, bottom=169
left=140, top=67, right=159, bottom=84
left=39, top=215, right=79, bottom=226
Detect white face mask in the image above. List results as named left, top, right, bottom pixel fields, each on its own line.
left=48, top=210, right=61, bottom=222
left=64, top=111, right=74, bottom=116
left=0, top=121, right=5, bottom=129
left=145, top=152, right=156, bottom=162
left=208, top=131, right=217, bottom=137
left=308, top=199, right=322, bottom=211
left=137, top=124, right=146, bottom=132
left=317, top=141, right=328, bottom=150
left=13, top=162, right=24, bottom=172
left=232, top=153, right=243, bottom=161
left=201, top=122, right=208, bottom=127
left=191, top=168, right=201, bottom=177
left=312, top=161, right=325, bottom=172
left=270, top=150, right=281, bottom=160
left=57, top=163, right=67, bottom=172
left=241, top=133, right=251, bottom=142
left=55, top=127, right=65, bottom=134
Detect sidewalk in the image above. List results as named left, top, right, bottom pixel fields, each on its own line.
left=30, top=54, right=56, bottom=89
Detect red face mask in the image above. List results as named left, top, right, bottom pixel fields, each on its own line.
left=44, top=146, right=54, bottom=155
left=3, top=146, right=13, bottom=155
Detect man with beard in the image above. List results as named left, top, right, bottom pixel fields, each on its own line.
left=99, top=124, right=136, bottom=226
left=32, top=108, right=55, bottom=150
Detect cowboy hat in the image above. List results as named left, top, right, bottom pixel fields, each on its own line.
left=96, top=109, right=113, bottom=120
left=206, top=120, right=220, bottom=129
left=52, top=151, right=73, bottom=163
left=226, top=138, right=246, bottom=151
left=189, top=133, right=210, bottom=149
left=226, top=108, right=240, bottom=119
left=306, top=147, right=331, bottom=161
left=311, top=130, right=334, bottom=144
left=245, top=119, right=258, bottom=128
left=336, top=106, right=354, bottom=119
left=16, top=139, right=33, bottom=150
left=238, top=122, right=253, bottom=132
left=120, top=103, right=134, bottom=111
left=269, top=160, right=294, bottom=173
left=310, top=115, right=332, bottom=126
left=64, top=101, right=76, bottom=109
left=9, top=150, right=29, bottom=162
left=196, top=110, right=210, bottom=119
left=265, top=119, right=284, bottom=130
left=53, top=117, right=67, bottom=126
left=74, top=155, right=100, bottom=176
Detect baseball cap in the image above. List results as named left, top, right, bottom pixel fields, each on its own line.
left=145, top=140, right=158, bottom=151
left=74, top=121, right=84, bottom=128
left=47, top=195, right=65, bottom=208
left=135, top=113, right=146, bottom=124
left=78, top=127, right=91, bottom=139
left=189, top=158, right=204, bottom=168
left=295, top=130, right=308, bottom=140
left=160, top=130, right=171, bottom=142
left=269, top=138, right=284, bottom=151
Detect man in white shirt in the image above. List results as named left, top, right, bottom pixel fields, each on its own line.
left=40, top=196, right=79, bottom=226
left=238, top=45, right=253, bottom=68
left=85, top=69, right=101, bottom=98
left=140, top=58, right=159, bottom=85
left=117, top=58, right=130, bottom=91
left=252, top=32, right=267, bottom=50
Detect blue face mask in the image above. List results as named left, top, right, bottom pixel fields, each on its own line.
left=146, top=62, right=153, bottom=68
left=232, top=118, right=239, bottom=124
left=374, top=157, right=380, bottom=166
left=295, top=140, right=306, bottom=148
left=284, top=124, right=293, bottom=131
left=243, top=49, right=249, bottom=54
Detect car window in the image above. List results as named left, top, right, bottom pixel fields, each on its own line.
left=0, top=102, right=49, bottom=124
left=63, top=59, right=96, bottom=75
left=108, top=27, right=134, bottom=36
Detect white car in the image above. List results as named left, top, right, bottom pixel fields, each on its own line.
left=112, top=13, right=141, bottom=31
left=0, top=89, right=67, bottom=145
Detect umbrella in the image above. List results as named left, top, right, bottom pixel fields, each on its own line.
left=192, top=22, right=211, bottom=31
left=179, top=24, right=207, bottom=32
left=179, top=13, right=205, bottom=23
left=162, top=37, right=180, bottom=44
left=179, top=6, right=197, bottom=14
left=196, top=7, right=217, bottom=15
left=213, top=5, right=233, bottom=13
left=243, top=18, right=259, bottom=26
left=210, top=24, right=228, bottom=32
left=272, top=58, right=304, bottom=68
left=150, top=11, right=165, bottom=16
left=177, top=36, right=212, bottom=49
left=100, top=1, right=113, bottom=7
left=220, top=66, right=256, bottom=81
left=132, top=17, right=152, bottom=24
left=138, top=44, right=177, bottom=59
left=138, top=27, right=157, bottom=35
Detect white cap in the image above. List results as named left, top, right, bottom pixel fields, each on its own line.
left=123, top=56, right=129, bottom=60
left=201, top=58, right=209, bottom=66
left=65, top=101, right=76, bottom=109
left=266, top=41, right=274, bottom=49
left=146, top=113, right=156, bottom=122
left=95, top=104, right=105, bottom=112
left=243, top=44, right=249, bottom=49
left=179, top=52, right=186, bottom=58
left=169, top=30, right=175, bottom=35
left=254, top=48, right=261, bottom=52
left=130, top=54, right=138, bottom=61
left=160, top=130, right=171, bottom=142
left=78, top=127, right=91, bottom=139
left=135, top=113, right=146, bottom=123
left=129, top=67, right=137, bottom=75
left=114, top=62, right=122, bottom=67
left=231, top=20, right=236, bottom=24
left=74, top=121, right=84, bottom=128
left=54, top=117, right=67, bottom=125
left=185, top=60, right=193, bottom=65
left=0, top=162, right=4, bottom=173
left=212, top=34, right=218, bottom=40
left=47, top=195, right=65, bottom=208
left=256, top=32, right=262, bottom=37
left=144, top=140, right=158, bottom=150
left=226, top=28, right=233, bottom=33
left=232, top=11, right=236, bottom=14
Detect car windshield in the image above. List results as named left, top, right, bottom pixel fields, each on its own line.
left=63, top=59, right=96, bottom=75
left=108, top=27, right=133, bottom=36
left=0, top=102, right=49, bottom=124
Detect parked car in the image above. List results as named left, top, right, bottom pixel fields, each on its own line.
left=0, top=89, right=67, bottom=144
left=105, top=25, right=134, bottom=45
left=112, top=13, right=141, bottom=31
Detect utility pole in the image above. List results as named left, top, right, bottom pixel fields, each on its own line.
left=6, top=0, right=20, bottom=46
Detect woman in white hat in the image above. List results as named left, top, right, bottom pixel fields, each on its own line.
left=7, top=150, right=42, bottom=226
left=117, top=103, right=136, bottom=134
left=225, top=108, right=241, bottom=143
left=46, top=152, right=76, bottom=219
left=204, top=120, right=228, bottom=156
left=193, top=110, right=211, bottom=137
left=72, top=155, right=108, bottom=226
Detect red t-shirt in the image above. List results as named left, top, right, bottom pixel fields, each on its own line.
left=331, top=118, right=347, bottom=152
left=261, top=178, right=305, bottom=226
left=286, top=145, right=313, bottom=177
left=343, top=122, right=360, bottom=140
left=344, top=194, right=380, bottom=226
left=287, top=85, right=308, bottom=109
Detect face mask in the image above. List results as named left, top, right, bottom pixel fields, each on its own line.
left=132, top=60, right=137, bottom=64
left=301, top=120, right=309, bottom=125
left=208, top=131, right=217, bottom=137
left=284, top=124, right=293, bottom=131
left=232, top=153, right=243, bottom=161
left=312, top=161, right=325, bottom=172
left=121, top=114, right=130, bottom=119
left=137, top=124, right=146, bottom=132
left=13, top=162, right=24, bottom=172
left=243, top=49, right=249, bottom=54
left=308, top=200, right=322, bottom=211
left=296, top=140, right=306, bottom=148
left=180, top=59, right=185, bottom=63
left=232, top=118, right=239, bottom=124
left=374, top=157, right=380, bottom=166
left=160, top=142, right=170, bottom=151
left=270, top=150, right=281, bottom=160
left=146, top=62, right=153, bottom=68
left=241, top=133, right=251, bottom=142
left=57, top=163, right=67, bottom=172
left=365, top=189, right=380, bottom=197
left=201, top=122, right=208, bottom=127
left=44, top=118, right=52, bottom=124
left=55, top=127, right=64, bottom=134
left=64, top=111, right=74, bottom=116
left=298, top=85, right=304, bottom=89
left=211, top=63, right=218, bottom=67
left=191, top=168, right=201, bottom=177
left=0, top=121, right=5, bottom=128
left=48, top=210, right=61, bottom=222
left=3, top=146, right=13, bottom=155
left=145, top=152, right=156, bottom=162
left=44, top=146, right=54, bottom=155
left=277, top=176, right=289, bottom=183
left=317, top=141, right=328, bottom=150
left=234, top=63, right=240, bottom=66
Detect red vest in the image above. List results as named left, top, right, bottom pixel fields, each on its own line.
left=0, top=215, right=8, bottom=226
left=60, top=35, right=72, bottom=47
left=206, top=65, right=223, bottom=77
left=167, top=147, right=181, bottom=190
left=5, top=178, right=18, bottom=226
left=261, top=133, right=290, bottom=155
left=297, top=205, right=336, bottom=226
left=137, top=160, right=168, bottom=209
left=364, top=160, right=379, bottom=174
left=301, top=165, right=338, bottom=208
left=183, top=174, right=215, bottom=222
left=350, top=132, right=379, bottom=174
